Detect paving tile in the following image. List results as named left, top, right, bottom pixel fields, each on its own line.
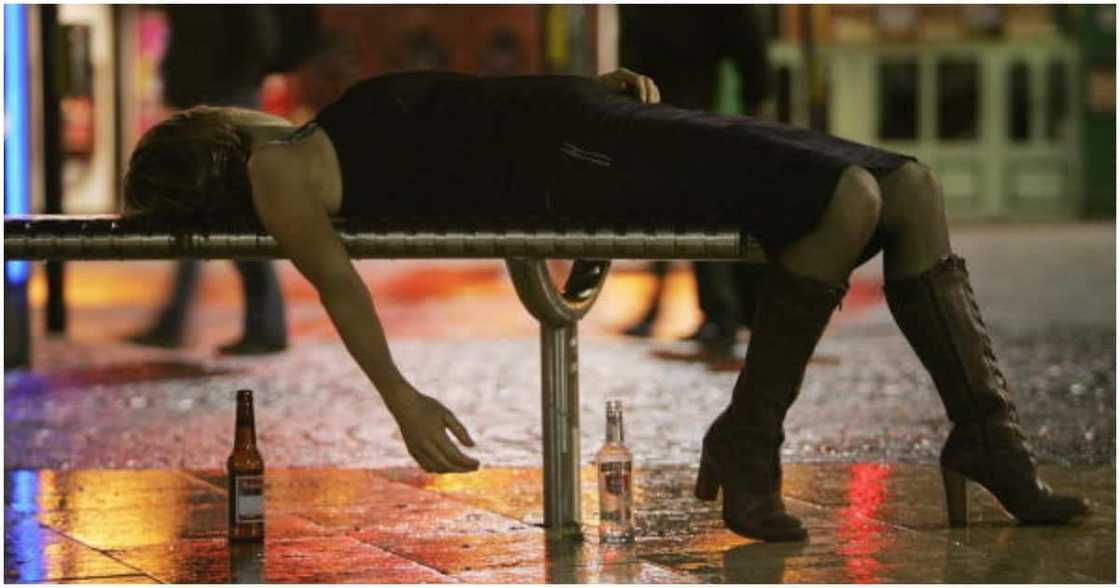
left=188, top=467, right=409, bottom=512
left=8, top=468, right=228, bottom=550
left=5, top=469, right=223, bottom=514
left=403, top=534, right=697, bottom=583
left=105, top=538, right=229, bottom=583
left=784, top=463, right=1113, bottom=530
left=302, top=492, right=532, bottom=539
left=38, top=502, right=228, bottom=549
left=258, top=537, right=454, bottom=583
left=634, top=503, right=984, bottom=584
left=929, top=522, right=1116, bottom=583
left=383, top=467, right=551, bottom=523
left=356, top=529, right=547, bottom=574
left=455, top=560, right=694, bottom=584
left=107, top=534, right=453, bottom=584
left=56, top=575, right=158, bottom=584
left=383, top=466, right=606, bottom=528
left=4, top=523, right=139, bottom=583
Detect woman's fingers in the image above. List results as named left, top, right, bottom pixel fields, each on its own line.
left=601, top=69, right=659, bottom=103
left=408, top=445, right=435, bottom=472
left=630, top=74, right=658, bottom=104
left=438, top=434, right=480, bottom=471
left=417, top=428, right=478, bottom=473
left=632, top=77, right=646, bottom=102
left=420, top=440, right=456, bottom=473
left=444, top=412, right=475, bottom=447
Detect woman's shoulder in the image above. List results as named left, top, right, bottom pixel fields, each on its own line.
left=250, top=123, right=343, bottom=213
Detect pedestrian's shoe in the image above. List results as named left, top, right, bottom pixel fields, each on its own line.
left=695, top=264, right=847, bottom=542
left=686, top=319, right=738, bottom=359
left=685, top=319, right=735, bottom=345
left=127, top=320, right=185, bottom=349
left=621, top=314, right=657, bottom=338
left=219, top=335, right=288, bottom=356
left=884, top=254, right=1089, bottom=527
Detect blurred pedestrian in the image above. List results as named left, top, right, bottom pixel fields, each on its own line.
left=129, top=5, right=321, bottom=354
left=618, top=5, right=772, bottom=353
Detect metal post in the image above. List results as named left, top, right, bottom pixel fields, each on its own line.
left=507, top=259, right=610, bottom=538
left=41, top=5, right=66, bottom=334
left=539, top=322, right=580, bottom=535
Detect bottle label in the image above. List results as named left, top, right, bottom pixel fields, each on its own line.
left=235, top=475, right=264, bottom=523
left=600, top=461, right=631, bottom=496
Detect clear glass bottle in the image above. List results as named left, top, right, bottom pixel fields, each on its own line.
left=596, top=400, right=634, bottom=543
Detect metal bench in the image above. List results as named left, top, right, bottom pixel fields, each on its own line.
left=4, top=213, right=767, bottom=537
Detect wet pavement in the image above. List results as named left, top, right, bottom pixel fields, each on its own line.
left=4, top=222, right=1116, bottom=582
left=4, top=465, right=1114, bottom=583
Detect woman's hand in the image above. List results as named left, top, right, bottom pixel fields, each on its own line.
left=388, top=386, right=480, bottom=473
left=596, top=68, right=661, bottom=104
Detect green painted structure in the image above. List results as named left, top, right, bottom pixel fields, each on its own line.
left=717, top=24, right=1113, bottom=222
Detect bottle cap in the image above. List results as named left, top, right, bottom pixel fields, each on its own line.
left=606, top=399, right=622, bottom=413
left=236, top=389, right=253, bottom=401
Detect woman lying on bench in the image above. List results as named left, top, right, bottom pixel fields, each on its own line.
left=122, top=68, right=1088, bottom=541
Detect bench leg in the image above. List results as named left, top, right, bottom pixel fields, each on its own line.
left=540, top=322, right=581, bottom=538
left=506, top=258, right=611, bottom=539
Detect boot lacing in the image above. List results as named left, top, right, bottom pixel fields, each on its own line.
left=956, top=258, right=1032, bottom=458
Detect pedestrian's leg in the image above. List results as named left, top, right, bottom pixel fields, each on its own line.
left=878, top=162, right=1087, bottom=526
left=220, top=260, right=288, bottom=355
left=732, top=262, right=768, bottom=331
left=698, top=166, right=880, bottom=542
left=128, top=260, right=201, bottom=348
left=688, top=262, right=742, bottom=353
left=622, top=261, right=670, bottom=337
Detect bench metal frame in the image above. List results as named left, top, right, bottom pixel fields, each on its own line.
left=5, top=214, right=766, bottom=538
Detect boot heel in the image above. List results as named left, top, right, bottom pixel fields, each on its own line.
left=695, top=458, right=719, bottom=501
left=942, top=468, right=968, bottom=527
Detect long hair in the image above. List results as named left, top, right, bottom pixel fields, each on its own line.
left=122, top=106, right=255, bottom=221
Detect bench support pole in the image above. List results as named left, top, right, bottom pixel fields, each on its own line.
left=539, top=322, right=581, bottom=537
left=506, top=258, right=610, bottom=539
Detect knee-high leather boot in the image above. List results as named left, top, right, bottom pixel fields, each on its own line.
left=695, top=263, right=847, bottom=541
left=884, top=254, right=1088, bottom=526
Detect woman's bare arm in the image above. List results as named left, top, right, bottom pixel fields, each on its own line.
left=247, top=141, right=478, bottom=473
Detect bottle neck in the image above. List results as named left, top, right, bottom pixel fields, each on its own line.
left=606, top=413, right=624, bottom=444
left=234, top=402, right=257, bottom=448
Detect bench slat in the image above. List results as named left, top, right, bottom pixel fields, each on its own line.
left=4, top=215, right=767, bottom=261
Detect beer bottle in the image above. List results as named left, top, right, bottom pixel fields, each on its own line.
left=227, top=389, right=264, bottom=542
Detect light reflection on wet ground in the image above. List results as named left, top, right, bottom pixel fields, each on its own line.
left=5, top=465, right=1112, bottom=583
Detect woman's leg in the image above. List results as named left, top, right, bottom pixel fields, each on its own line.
left=876, top=161, right=952, bottom=279
left=877, top=162, right=1087, bottom=526
left=699, top=166, right=881, bottom=542
left=779, top=166, right=883, bottom=283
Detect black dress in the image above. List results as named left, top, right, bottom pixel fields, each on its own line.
left=312, top=71, right=914, bottom=263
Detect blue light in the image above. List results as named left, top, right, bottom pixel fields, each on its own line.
left=5, top=4, right=31, bottom=284
left=7, top=470, right=45, bottom=582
